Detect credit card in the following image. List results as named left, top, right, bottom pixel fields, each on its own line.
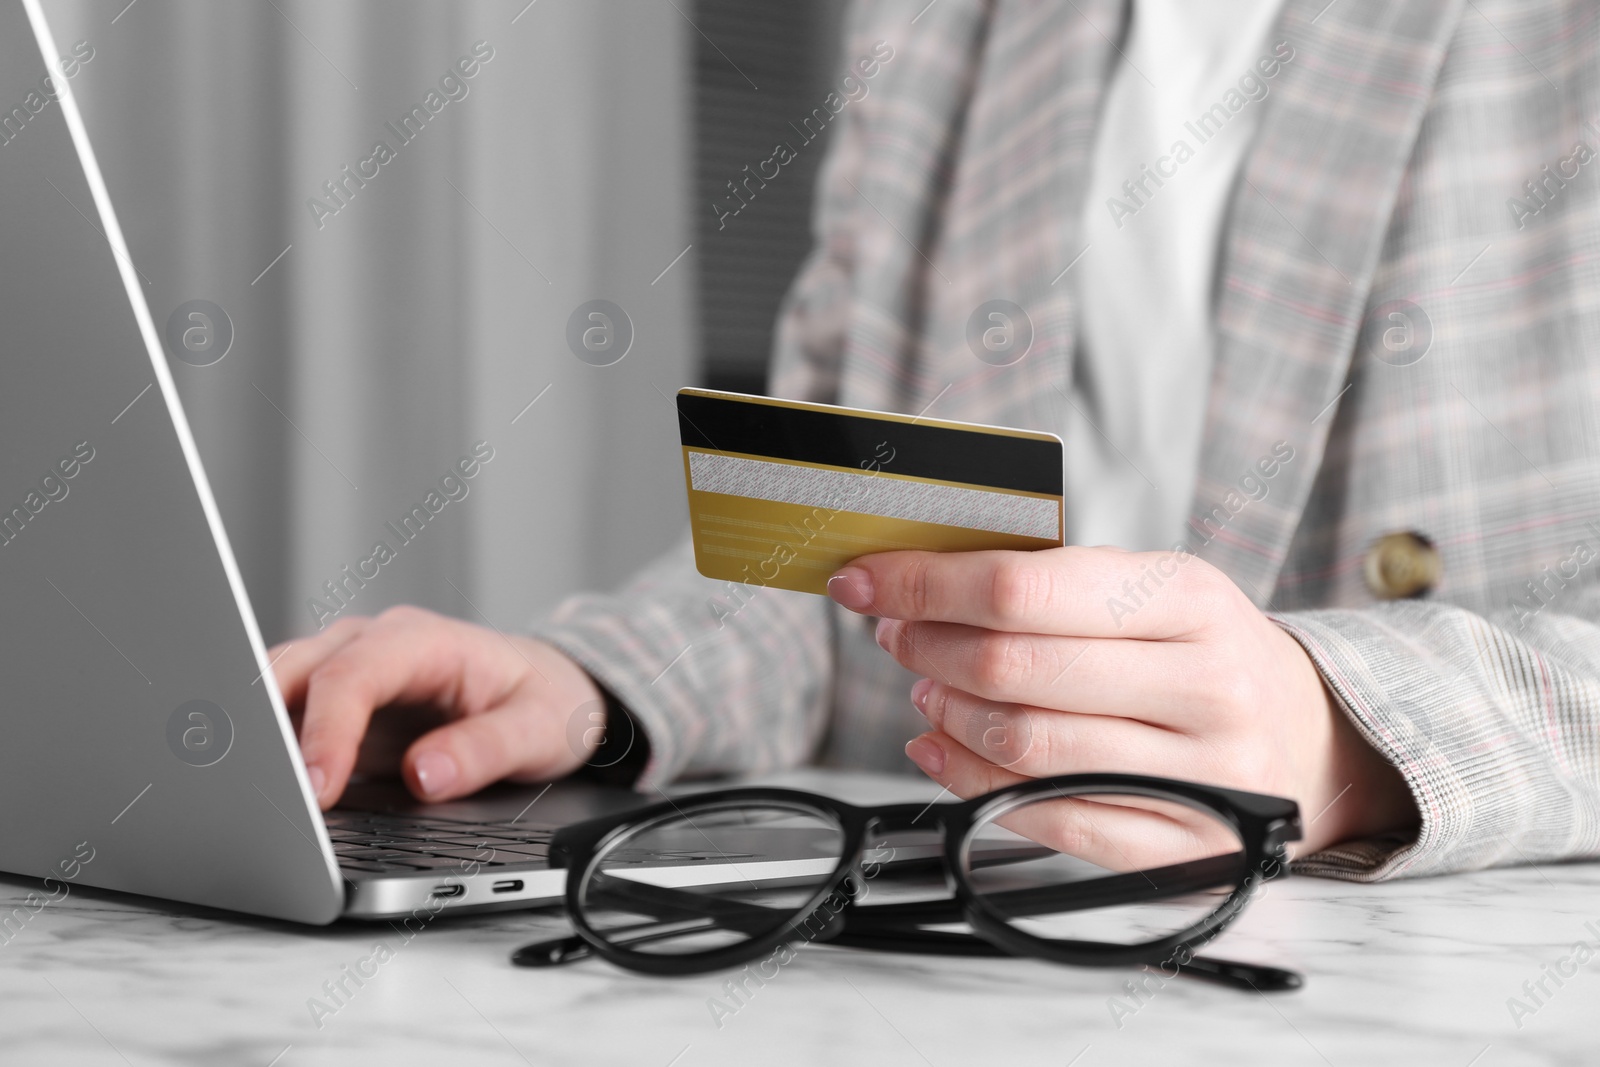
left=677, top=388, right=1064, bottom=595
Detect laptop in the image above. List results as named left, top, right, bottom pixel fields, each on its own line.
left=0, top=0, right=673, bottom=925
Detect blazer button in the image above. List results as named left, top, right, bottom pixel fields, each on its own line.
left=1364, top=531, right=1440, bottom=599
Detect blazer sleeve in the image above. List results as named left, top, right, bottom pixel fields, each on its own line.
left=522, top=41, right=872, bottom=791
left=1276, top=587, right=1600, bottom=880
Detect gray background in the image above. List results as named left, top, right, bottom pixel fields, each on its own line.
left=34, top=0, right=844, bottom=643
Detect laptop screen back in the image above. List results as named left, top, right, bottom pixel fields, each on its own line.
left=0, top=0, right=340, bottom=924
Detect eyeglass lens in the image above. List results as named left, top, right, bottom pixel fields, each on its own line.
left=961, top=791, right=1247, bottom=947
left=576, top=802, right=849, bottom=957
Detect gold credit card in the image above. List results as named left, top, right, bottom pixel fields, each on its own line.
left=677, top=388, right=1065, bottom=595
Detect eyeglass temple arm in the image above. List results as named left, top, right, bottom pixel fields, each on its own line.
left=850, top=851, right=1254, bottom=927
left=512, top=874, right=811, bottom=968
left=832, top=851, right=1299, bottom=992
left=819, top=926, right=1299, bottom=992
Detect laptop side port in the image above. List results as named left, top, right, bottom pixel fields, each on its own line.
left=430, top=884, right=466, bottom=898
left=492, top=880, right=524, bottom=894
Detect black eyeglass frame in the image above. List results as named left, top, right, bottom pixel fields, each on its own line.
left=546, top=773, right=1301, bottom=980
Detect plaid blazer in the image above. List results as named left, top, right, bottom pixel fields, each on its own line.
left=532, top=0, right=1600, bottom=880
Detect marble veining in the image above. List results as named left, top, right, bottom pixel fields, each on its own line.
left=1, top=771, right=1596, bottom=1066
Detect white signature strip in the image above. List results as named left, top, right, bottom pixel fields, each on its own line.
left=688, top=452, right=1060, bottom=541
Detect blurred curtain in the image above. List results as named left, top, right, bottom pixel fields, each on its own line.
left=691, top=0, right=846, bottom=395
left=38, top=0, right=698, bottom=643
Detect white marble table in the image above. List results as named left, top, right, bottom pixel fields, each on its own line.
left=1, top=771, right=1595, bottom=1066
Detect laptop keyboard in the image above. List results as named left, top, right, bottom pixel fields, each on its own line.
left=324, top=810, right=554, bottom=874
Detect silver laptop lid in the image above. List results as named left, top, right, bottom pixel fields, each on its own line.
left=0, top=0, right=341, bottom=923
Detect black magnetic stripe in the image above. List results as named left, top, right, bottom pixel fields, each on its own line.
left=677, top=393, right=1062, bottom=496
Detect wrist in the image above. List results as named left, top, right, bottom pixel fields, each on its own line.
left=1293, top=669, right=1418, bottom=857
left=572, top=685, right=653, bottom=787
left=1273, top=622, right=1418, bottom=856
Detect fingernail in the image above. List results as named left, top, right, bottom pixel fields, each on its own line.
left=875, top=616, right=899, bottom=652
left=827, top=568, right=874, bottom=613
left=413, top=751, right=459, bottom=798
left=909, top=678, right=934, bottom=715
left=306, top=764, right=327, bottom=802
left=905, top=736, right=946, bottom=776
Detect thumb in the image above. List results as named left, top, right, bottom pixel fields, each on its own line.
left=401, top=693, right=606, bottom=801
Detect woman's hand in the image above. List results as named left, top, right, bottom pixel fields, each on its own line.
left=269, top=606, right=605, bottom=809
left=827, top=546, right=1417, bottom=859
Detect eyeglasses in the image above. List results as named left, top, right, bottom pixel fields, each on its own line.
left=512, top=773, right=1303, bottom=992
